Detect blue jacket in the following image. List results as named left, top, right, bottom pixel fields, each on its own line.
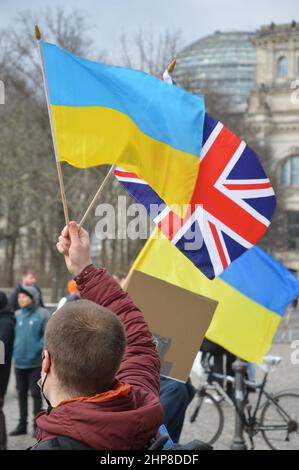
left=13, top=286, right=50, bottom=369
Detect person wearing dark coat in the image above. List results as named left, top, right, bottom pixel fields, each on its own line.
left=31, top=222, right=163, bottom=450
left=8, top=270, right=44, bottom=311
left=0, top=291, right=15, bottom=450
left=160, top=376, right=195, bottom=442
left=10, top=286, right=49, bottom=437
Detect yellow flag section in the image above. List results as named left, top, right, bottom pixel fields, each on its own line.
left=131, top=234, right=299, bottom=363
left=41, top=41, right=205, bottom=209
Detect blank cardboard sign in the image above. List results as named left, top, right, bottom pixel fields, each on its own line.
left=126, top=270, right=218, bottom=382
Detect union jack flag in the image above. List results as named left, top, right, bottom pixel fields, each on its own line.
left=114, top=77, right=276, bottom=279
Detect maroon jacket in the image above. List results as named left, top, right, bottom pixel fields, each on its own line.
left=35, top=265, right=164, bottom=450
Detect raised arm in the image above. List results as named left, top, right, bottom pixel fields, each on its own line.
left=56, top=222, right=160, bottom=396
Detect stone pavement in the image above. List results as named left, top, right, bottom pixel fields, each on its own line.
left=180, top=343, right=299, bottom=450
left=4, top=342, right=299, bottom=450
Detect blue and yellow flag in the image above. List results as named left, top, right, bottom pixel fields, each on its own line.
left=131, top=233, right=299, bottom=363
left=40, top=41, right=205, bottom=208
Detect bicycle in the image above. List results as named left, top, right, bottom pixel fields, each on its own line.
left=188, top=354, right=299, bottom=450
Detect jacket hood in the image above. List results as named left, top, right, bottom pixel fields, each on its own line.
left=19, top=285, right=40, bottom=309
left=0, top=305, right=14, bottom=317
left=0, top=291, right=8, bottom=310
left=36, top=382, right=163, bottom=450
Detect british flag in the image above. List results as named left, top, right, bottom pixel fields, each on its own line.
left=114, top=71, right=276, bottom=279
left=114, top=110, right=276, bottom=279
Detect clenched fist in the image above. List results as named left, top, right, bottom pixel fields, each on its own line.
left=56, top=222, right=92, bottom=277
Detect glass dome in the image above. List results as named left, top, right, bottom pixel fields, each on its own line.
left=174, top=31, right=256, bottom=113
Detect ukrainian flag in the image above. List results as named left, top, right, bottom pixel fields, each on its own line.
left=131, top=233, right=299, bottom=363
left=41, top=41, right=205, bottom=208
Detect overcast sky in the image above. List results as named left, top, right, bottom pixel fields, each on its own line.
left=0, top=0, right=298, bottom=57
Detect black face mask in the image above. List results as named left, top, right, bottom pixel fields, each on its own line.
left=40, top=373, right=53, bottom=415
left=38, top=355, right=53, bottom=415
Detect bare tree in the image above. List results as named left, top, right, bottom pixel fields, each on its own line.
left=4, top=7, right=94, bottom=93
left=117, top=28, right=182, bottom=74
left=0, top=7, right=105, bottom=298
left=0, top=13, right=185, bottom=298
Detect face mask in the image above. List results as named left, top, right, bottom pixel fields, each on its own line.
left=37, top=356, right=53, bottom=415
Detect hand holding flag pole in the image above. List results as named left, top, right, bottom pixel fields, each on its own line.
left=35, top=24, right=70, bottom=226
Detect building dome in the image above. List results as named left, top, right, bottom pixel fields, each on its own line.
left=174, top=31, right=256, bottom=113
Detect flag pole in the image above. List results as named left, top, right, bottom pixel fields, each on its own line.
left=78, top=58, right=177, bottom=229
left=78, top=164, right=116, bottom=229
left=35, top=24, right=70, bottom=226
left=167, top=58, right=176, bottom=73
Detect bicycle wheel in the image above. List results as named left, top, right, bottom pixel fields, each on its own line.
left=260, top=392, right=299, bottom=450
left=186, top=389, right=224, bottom=445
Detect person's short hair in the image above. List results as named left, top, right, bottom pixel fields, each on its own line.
left=45, top=299, right=126, bottom=396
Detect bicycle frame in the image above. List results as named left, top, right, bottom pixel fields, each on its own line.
left=207, top=374, right=235, bottom=406
left=196, top=354, right=297, bottom=449
left=217, top=369, right=293, bottom=448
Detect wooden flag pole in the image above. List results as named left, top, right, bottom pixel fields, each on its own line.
left=35, top=24, right=70, bottom=226
left=56, top=161, right=70, bottom=227
left=79, top=164, right=116, bottom=229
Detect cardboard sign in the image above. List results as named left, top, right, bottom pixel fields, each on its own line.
left=126, top=270, right=217, bottom=382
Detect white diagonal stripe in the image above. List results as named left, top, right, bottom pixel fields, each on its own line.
left=200, top=122, right=223, bottom=160
left=115, top=166, right=129, bottom=172
left=115, top=176, right=148, bottom=185
left=199, top=210, right=224, bottom=277
left=214, top=181, right=272, bottom=226
left=171, top=206, right=203, bottom=245
left=224, top=178, right=271, bottom=185
left=216, top=141, right=247, bottom=183
left=223, top=188, right=275, bottom=199
left=153, top=206, right=171, bottom=225
left=216, top=227, right=231, bottom=266
left=205, top=210, right=253, bottom=249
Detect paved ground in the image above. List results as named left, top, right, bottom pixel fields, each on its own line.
left=5, top=371, right=37, bottom=450
left=4, top=323, right=299, bottom=450
left=180, top=342, right=299, bottom=450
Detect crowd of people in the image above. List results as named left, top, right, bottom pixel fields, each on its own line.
left=0, top=222, right=239, bottom=451
left=0, top=270, right=50, bottom=448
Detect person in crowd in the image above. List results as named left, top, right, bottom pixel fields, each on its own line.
left=201, top=338, right=236, bottom=399
left=281, top=296, right=298, bottom=343
left=0, top=292, right=15, bottom=450
left=9, top=270, right=44, bottom=311
left=56, top=279, right=80, bottom=310
left=55, top=275, right=193, bottom=444
left=246, top=362, right=256, bottom=384
left=113, top=271, right=195, bottom=443
left=31, top=221, right=163, bottom=450
left=9, top=286, right=50, bottom=437
left=160, top=376, right=195, bottom=442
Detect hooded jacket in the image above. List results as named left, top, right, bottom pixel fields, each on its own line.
left=35, top=266, right=164, bottom=450
left=9, top=283, right=45, bottom=311
left=13, top=285, right=50, bottom=369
